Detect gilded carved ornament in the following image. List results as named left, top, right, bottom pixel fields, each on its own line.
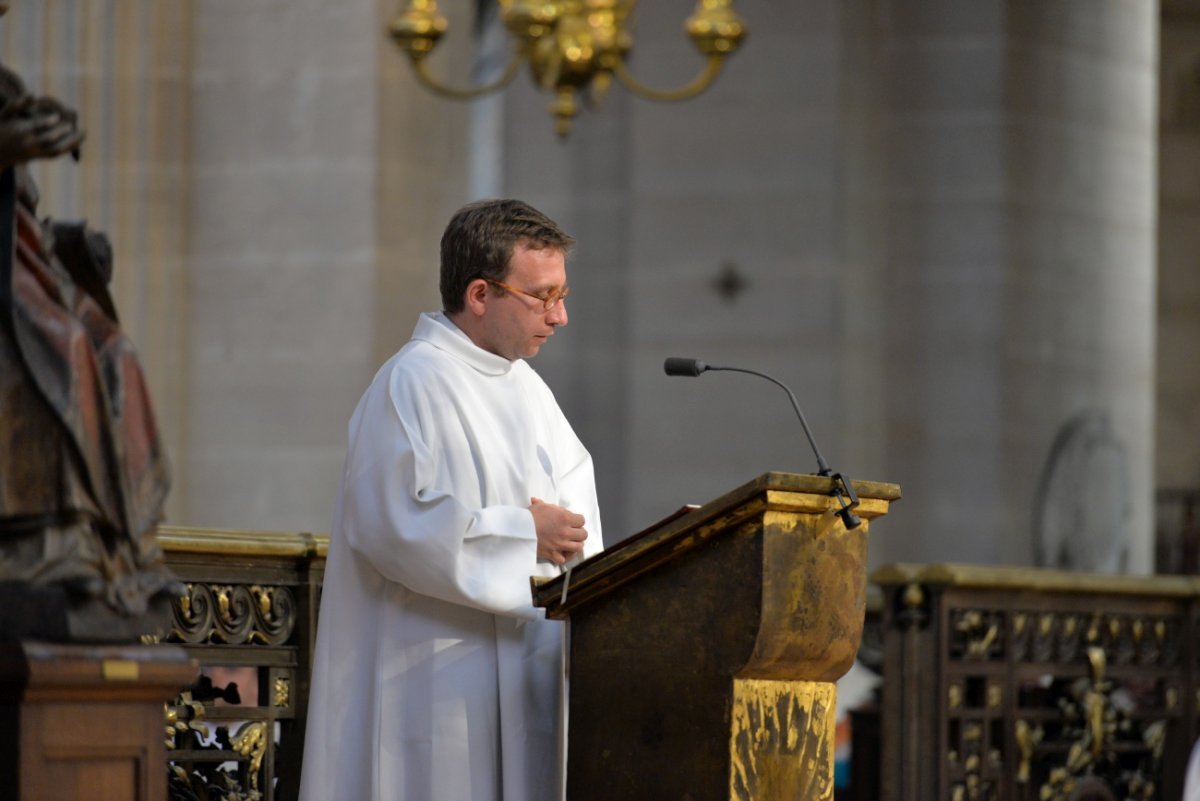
left=230, top=721, right=270, bottom=794
left=952, top=609, right=1002, bottom=659
left=171, top=582, right=296, bottom=645
left=951, top=753, right=986, bottom=801
left=1015, top=719, right=1044, bottom=784
left=164, top=691, right=210, bottom=751
left=1034, top=646, right=1166, bottom=801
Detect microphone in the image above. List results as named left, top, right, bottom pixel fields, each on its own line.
left=663, top=357, right=708, bottom=377
left=663, top=357, right=862, bottom=529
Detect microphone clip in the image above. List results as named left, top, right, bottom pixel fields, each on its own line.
left=828, top=471, right=862, bottom=530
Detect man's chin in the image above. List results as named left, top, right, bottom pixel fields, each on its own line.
left=520, top=339, right=549, bottom=359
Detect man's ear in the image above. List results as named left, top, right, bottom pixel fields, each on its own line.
left=464, top=278, right=490, bottom=316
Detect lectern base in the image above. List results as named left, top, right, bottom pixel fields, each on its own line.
left=731, top=679, right=837, bottom=800
left=0, top=641, right=197, bottom=801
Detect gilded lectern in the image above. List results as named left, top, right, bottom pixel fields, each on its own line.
left=532, top=472, right=900, bottom=801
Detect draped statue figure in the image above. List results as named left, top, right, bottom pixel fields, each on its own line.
left=0, top=37, right=178, bottom=641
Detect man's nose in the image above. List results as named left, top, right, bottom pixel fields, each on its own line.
left=547, top=299, right=568, bottom=326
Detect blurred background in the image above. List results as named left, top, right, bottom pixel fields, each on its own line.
left=4, top=0, right=1198, bottom=574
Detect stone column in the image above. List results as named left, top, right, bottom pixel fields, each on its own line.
left=183, top=0, right=471, bottom=530
left=372, top=0, right=474, bottom=371
left=1158, top=2, right=1200, bottom=495
left=844, top=0, right=1158, bottom=571
left=185, top=0, right=380, bottom=529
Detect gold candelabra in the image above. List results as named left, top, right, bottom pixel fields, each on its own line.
left=388, top=0, right=746, bottom=137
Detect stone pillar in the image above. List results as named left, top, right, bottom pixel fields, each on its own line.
left=372, top=0, right=474, bottom=371
left=184, top=0, right=471, bottom=530
left=1157, top=2, right=1200, bottom=495
left=844, top=0, right=1158, bottom=571
left=186, top=0, right=378, bottom=529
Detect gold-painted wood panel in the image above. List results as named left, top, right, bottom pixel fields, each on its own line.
left=157, top=526, right=328, bottom=559
left=873, top=561, right=1197, bottom=596
left=730, top=678, right=836, bottom=801
left=743, top=509, right=870, bottom=681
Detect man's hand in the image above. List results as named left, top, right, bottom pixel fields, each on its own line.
left=0, top=92, right=86, bottom=169
left=529, top=497, right=587, bottom=566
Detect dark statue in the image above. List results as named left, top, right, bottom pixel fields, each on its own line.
left=0, top=20, right=178, bottom=641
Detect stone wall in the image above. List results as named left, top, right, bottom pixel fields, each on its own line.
left=181, top=0, right=470, bottom=529
left=4, top=0, right=1192, bottom=574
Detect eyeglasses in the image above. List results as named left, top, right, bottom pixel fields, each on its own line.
left=484, top=278, right=570, bottom=311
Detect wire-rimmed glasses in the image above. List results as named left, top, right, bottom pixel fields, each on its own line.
left=484, top=278, right=569, bottom=311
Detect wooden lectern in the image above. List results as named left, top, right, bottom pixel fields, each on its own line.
left=532, top=472, right=900, bottom=801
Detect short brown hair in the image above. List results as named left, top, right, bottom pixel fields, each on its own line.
left=440, top=199, right=574, bottom=313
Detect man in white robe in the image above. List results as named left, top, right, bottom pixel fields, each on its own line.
left=298, top=199, right=603, bottom=801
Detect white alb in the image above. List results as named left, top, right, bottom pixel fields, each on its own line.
left=298, top=312, right=603, bottom=801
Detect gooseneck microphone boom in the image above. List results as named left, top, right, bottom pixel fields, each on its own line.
left=664, top=358, right=831, bottom=473
left=664, top=357, right=862, bottom=529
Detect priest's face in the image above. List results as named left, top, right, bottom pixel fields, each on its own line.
left=479, top=243, right=569, bottom=361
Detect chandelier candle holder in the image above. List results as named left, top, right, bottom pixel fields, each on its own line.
left=388, top=0, right=747, bottom=137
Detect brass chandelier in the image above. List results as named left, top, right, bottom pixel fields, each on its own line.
left=388, top=0, right=747, bottom=137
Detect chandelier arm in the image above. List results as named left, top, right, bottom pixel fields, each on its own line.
left=612, top=54, right=726, bottom=102
left=409, top=46, right=525, bottom=100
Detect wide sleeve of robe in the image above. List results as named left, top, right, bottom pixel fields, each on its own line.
left=335, top=341, right=597, bottom=619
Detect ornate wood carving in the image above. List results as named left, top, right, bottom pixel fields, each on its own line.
left=157, top=527, right=327, bottom=801
left=873, top=564, right=1194, bottom=801
left=169, top=583, right=297, bottom=646
left=730, top=679, right=835, bottom=800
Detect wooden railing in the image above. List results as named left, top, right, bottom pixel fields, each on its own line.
left=858, top=563, right=1197, bottom=801
left=156, top=526, right=327, bottom=801
left=152, top=530, right=1197, bottom=801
